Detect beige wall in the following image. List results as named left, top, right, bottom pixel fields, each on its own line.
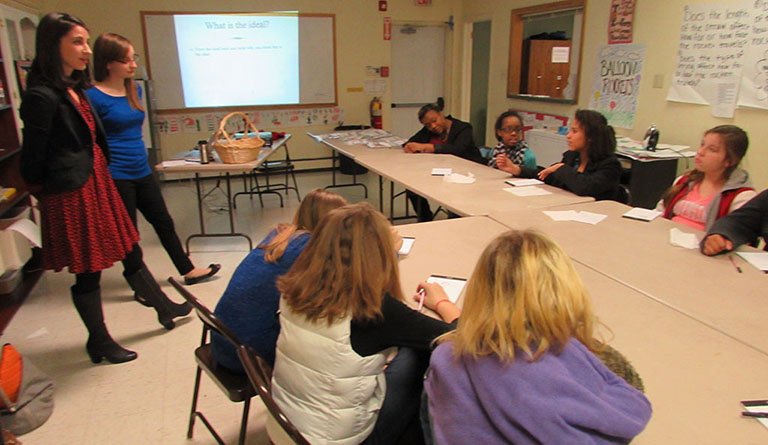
left=31, top=0, right=462, bottom=167
left=10, top=0, right=768, bottom=187
left=460, top=0, right=768, bottom=189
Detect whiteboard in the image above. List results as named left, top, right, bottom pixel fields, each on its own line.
left=141, top=12, right=337, bottom=111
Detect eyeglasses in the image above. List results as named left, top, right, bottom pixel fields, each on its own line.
left=117, top=54, right=140, bottom=64
left=499, top=126, right=522, bottom=134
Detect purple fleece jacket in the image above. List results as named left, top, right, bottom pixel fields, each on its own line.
left=425, top=339, right=652, bottom=444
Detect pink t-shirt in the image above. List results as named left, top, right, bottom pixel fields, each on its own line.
left=671, top=183, right=715, bottom=230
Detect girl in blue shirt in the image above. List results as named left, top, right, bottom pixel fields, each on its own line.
left=212, top=189, right=348, bottom=371
left=87, top=33, right=220, bottom=289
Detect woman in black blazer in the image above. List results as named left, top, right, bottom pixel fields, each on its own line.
left=20, top=13, right=190, bottom=365
left=538, top=109, right=623, bottom=201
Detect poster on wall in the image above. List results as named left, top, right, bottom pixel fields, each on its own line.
left=588, top=44, right=645, bottom=129
left=155, top=106, right=345, bottom=135
left=666, top=2, right=752, bottom=117
left=608, top=0, right=636, bottom=44
left=737, top=7, right=768, bottom=110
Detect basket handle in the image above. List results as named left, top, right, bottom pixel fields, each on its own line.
left=213, top=112, right=262, bottom=143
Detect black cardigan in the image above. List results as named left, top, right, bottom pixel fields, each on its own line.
left=406, top=116, right=484, bottom=164
left=544, top=150, right=622, bottom=201
left=704, top=189, right=768, bottom=253
left=20, top=84, right=109, bottom=194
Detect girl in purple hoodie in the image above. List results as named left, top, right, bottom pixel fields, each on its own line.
left=425, top=230, right=651, bottom=444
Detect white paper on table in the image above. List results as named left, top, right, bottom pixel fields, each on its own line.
left=443, top=172, right=475, bottom=184
left=735, top=252, right=768, bottom=272
left=398, top=237, right=415, bottom=256
left=505, top=178, right=544, bottom=187
left=669, top=228, right=699, bottom=249
left=543, top=210, right=579, bottom=221
left=741, top=400, right=768, bottom=430
left=426, top=275, right=467, bottom=303
left=622, top=207, right=662, bottom=222
left=161, top=160, right=187, bottom=167
left=504, top=186, right=552, bottom=196
left=572, top=211, right=607, bottom=225
left=431, top=168, right=452, bottom=176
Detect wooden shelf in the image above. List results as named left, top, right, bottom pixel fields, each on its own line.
left=0, top=189, right=28, bottom=217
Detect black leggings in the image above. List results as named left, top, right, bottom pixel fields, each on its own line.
left=73, top=244, right=144, bottom=293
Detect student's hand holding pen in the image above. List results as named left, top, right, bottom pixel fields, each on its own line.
left=413, top=282, right=460, bottom=322
left=701, top=233, right=733, bottom=256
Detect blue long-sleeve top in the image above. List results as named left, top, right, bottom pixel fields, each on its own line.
left=212, top=231, right=311, bottom=371
left=86, top=86, right=151, bottom=180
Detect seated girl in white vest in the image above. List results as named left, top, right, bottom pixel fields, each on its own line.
left=424, top=230, right=652, bottom=444
left=271, top=202, right=460, bottom=445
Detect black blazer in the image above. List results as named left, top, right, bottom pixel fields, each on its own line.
left=20, top=84, right=109, bottom=194
left=406, top=116, right=484, bottom=164
left=544, top=150, right=622, bottom=201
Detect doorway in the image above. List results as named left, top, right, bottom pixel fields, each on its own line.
left=468, top=20, right=491, bottom=146
left=390, top=24, right=447, bottom=138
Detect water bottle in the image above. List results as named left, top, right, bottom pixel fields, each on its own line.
left=198, top=140, right=209, bottom=164
left=643, top=124, right=659, bottom=151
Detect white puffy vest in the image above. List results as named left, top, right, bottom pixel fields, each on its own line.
left=271, top=298, right=392, bottom=445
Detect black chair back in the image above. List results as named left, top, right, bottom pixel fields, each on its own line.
left=168, top=277, right=243, bottom=346
left=236, top=345, right=310, bottom=445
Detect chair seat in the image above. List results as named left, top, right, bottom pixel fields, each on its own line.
left=257, top=160, right=294, bottom=171
left=194, top=344, right=256, bottom=402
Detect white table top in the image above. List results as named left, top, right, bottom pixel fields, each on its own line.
left=395, top=216, right=768, bottom=443
left=490, top=200, right=768, bottom=356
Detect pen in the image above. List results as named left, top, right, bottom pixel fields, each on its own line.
left=741, top=411, right=768, bottom=418
left=729, top=255, right=742, bottom=273
left=416, top=289, right=426, bottom=312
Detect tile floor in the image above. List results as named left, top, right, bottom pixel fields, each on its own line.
left=7, top=170, right=415, bottom=444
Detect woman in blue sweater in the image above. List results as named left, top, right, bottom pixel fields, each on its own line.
left=87, top=33, right=219, bottom=288
left=212, top=189, right=348, bottom=371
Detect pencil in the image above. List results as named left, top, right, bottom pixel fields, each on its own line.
left=728, top=255, right=742, bottom=273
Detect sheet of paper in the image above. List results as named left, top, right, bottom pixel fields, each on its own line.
left=622, top=207, right=662, bottom=222
left=443, top=172, right=475, bottom=184
left=669, top=228, right=699, bottom=249
left=161, top=160, right=188, bottom=167
left=543, top=210, right=579, bottom=221
left=398, top=237, right=415, bottom=256
left=572, top=211, right=607, bottom=225
left=504, top=186, right=552, bottom=196
left=426, top=275, right=467, bottom=303
left=735, top=252, right=768, bottom=272
left=6, top=218, right=41, bottom=248
left=741, top=400, right=768, bottom=430
left=431, top=168, right=452, bottom=176
left=505, top=178, right=544, bottom=187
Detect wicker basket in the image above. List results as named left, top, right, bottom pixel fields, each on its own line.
left=210, top=112, right=265, bottom=164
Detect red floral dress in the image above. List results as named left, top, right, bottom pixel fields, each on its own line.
left=39, top=91, right=139, bottom=274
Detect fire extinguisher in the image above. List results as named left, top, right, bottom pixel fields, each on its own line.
left=370, top=96, right=383, bottom=129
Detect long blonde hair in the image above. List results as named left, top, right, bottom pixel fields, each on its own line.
left=439, top=230, right=600, bottom=361
left=260, top=189, right=347, bottom=263
left=277, top=202, right=403, bottom=324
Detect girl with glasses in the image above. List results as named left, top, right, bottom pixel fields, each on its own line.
left=488, top=110, right=538, bottom=178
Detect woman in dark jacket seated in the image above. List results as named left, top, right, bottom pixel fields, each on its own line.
left=402, top=102, right=483, bottom=222
left=538, top=109, right=623, bottom=201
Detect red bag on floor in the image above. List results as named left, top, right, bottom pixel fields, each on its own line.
left=0, top=344, right=54, bottom=435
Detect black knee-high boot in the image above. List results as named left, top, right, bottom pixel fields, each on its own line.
left=71, top=287, right=137, bottom=364
left=124, top=266, right=192, bottom=330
